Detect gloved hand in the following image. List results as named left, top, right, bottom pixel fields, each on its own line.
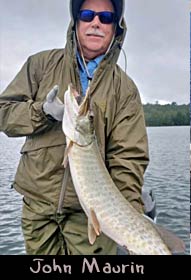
left=43, top=85, right=64, bottom=121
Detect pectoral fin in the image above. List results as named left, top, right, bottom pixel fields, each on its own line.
left=62, top=141, right=73, bottom=168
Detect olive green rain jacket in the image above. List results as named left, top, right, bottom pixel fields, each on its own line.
left=0, top=15, right=149, bottom=215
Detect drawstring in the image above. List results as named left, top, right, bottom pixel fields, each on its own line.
left=118, top=43, right=127, bottom=74
left=76, top=26, right=93, bottom=80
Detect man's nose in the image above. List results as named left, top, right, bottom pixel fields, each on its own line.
left=91, top=15, right=101, bottom=26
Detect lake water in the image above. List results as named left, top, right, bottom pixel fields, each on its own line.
left=0, top=126, right=190, bottom=255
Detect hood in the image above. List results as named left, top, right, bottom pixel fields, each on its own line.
left=65, top=0, right=127, bottom=72
left=70, top=0, right=125, bottom=35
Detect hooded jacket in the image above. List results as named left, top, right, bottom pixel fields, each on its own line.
left=0, top=0, right=149, bottom=214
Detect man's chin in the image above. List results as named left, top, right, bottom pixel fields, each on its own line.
left=85, top=43, right=104, bottom=53
left=82, top=48, right=105, bottom=60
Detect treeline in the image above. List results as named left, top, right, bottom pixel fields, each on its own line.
left=143, top=102, right=190, bottom=127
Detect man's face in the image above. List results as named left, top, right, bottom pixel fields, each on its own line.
left=77, top=0, right=115, bottom=60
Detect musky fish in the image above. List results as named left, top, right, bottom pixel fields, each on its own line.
left=62, top=84, right=185, bottom=255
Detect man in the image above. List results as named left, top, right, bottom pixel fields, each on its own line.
left=0, top=0, right=149, bottom=255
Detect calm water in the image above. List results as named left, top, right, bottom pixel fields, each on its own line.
left=0, top=126, right=190, bottom=255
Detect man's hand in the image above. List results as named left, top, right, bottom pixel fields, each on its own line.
left=43, top=85, right=64, bottom=121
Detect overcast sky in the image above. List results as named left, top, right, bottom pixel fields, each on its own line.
left=0, top=0, right=189, bottom=104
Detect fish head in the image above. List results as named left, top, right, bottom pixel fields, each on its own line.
left=62, top=84, right=95, bottom=146
left=75, top=113, right=95, bottom=144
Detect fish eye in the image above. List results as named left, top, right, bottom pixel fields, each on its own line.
left=88, top=115, right=94, bottom=122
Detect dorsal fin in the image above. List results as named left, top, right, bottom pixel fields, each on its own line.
left=143, top=214, right=185, bottom=254
left=154, top=224, right=186, bottom=254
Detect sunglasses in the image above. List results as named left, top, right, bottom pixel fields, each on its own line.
left=78, top=9, right=116, bottom=24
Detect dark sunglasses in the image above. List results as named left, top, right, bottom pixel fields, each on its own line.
left=78, top=9, right=116, bottom=24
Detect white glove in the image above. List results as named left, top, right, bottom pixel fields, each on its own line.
left=43, top=85, right=64, bottom=121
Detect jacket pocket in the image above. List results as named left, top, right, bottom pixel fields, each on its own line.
left=21, top=129, right=66, bottom=153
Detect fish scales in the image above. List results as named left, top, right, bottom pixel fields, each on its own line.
left=62, top=85, right=172, bottom=255
left=68, top=139, right=171, bottom=255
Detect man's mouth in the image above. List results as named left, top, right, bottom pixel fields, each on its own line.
left=87, top=34, right=104, bottom=38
